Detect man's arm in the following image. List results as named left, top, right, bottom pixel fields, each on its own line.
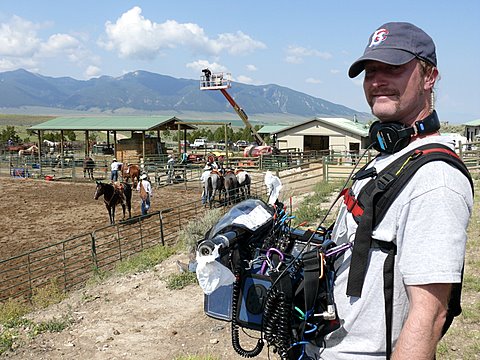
left=392, top=283, right=451, bottom=360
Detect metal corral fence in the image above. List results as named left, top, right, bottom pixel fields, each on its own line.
left=0, top=149, right=329, bottom=183
left=1, top=144, right=479, bottom=303
left=0, top=179, right=265, bottom=303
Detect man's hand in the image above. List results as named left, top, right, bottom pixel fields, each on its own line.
left=392, top=283, right=451, bottom=360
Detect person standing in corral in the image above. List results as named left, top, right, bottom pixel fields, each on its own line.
left=264, top=170, right=282, bottom=206
left=137, top=173, right=152, bottom=216
left=200, top=164, right=212, bottom=205
left=167, top=154, right=175, bottom=184
left=110, top=158, right=123, bottom=182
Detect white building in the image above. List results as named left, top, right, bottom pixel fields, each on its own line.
left=267, top=117, right=370, bottom=153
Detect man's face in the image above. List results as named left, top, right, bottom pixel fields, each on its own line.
left=363, top=59, right=430, bottom=125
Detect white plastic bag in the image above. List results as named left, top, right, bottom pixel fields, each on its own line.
left=196, top=244, right=235, bottom=295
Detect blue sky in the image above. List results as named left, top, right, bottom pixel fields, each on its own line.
left=0, top=1, right=478, bottom=123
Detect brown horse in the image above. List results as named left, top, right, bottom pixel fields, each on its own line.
left=123, top=163, right=141, bottom=188
left=83, top=157, right=95, bottom=180
left=94, top=181, right=132, bottom=224
left=223, top=170, right=239, bottom=205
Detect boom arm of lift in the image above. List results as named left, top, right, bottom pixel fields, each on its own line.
left=220, top=89, right=265, bottom=146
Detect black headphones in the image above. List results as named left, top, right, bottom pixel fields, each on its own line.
left=368, top=111, right=440, bottom=154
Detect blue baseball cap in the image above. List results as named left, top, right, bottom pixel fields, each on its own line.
left=349, top=22, right=437, bottom=78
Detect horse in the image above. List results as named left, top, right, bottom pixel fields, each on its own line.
left=205, top=171, right=224, bottom=208
left=123, top=163, right=141, bottom=188
left=223, top=170, right=239, bottom=205
left=235, top=169, right=251, bottom=200
left=18, top=145, right=39, bottom=156
left=94, top=181, right=132, bottom=224
left=83, top=157, right=95, bottom=180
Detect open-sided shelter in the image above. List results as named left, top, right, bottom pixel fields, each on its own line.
left=29, top=115, right=196, bottom=161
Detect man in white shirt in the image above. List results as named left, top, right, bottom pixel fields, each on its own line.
left=137, top=173, right=152, bottom=215
left=110, top=158, right=123, bottom=182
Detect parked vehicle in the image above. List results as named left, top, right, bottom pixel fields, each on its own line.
left=234, top=140, right=248, bottom=148
left=191, top=138, right=208, bottom=149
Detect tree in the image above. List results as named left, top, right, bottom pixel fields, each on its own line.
left=0, top=126, right=21, bottom=144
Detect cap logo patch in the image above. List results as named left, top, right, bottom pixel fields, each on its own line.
left=369, top=28, right=389, bottom=47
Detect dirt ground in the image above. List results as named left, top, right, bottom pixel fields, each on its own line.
left=0, top=176, right=202, bottom=260
left=0, top=175, right=277, bottom=360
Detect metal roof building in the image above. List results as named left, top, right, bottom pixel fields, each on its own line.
left=29, top=115, right=196, bottom=131
left=29, top=115, right=197, bottom=159
left=269, top=117, right=370, bottom=153
left=464, top=118, right=480, bottom=141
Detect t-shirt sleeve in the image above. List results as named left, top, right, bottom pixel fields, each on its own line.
left=397, top=184, right=472, bottom=285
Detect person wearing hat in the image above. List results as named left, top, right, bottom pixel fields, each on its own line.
left=136, top=173, right=152, bottom=215
left=200, top=164, right=212, bottom=205
left=307, top=22, right=473, bottom=359
left=110, top=158, right=123, bottom=182
left=167, top=154, right=175, bottom=184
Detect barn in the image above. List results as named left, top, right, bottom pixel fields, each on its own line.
left=464, top=118, right=480, bottom=141
left=265, top=117, right=370, bottom=154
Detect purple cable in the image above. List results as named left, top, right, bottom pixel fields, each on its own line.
left=325, top=242, right=353, bottom=258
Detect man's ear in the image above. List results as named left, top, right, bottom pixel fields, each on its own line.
left=424, top=67, right=438, bottom=90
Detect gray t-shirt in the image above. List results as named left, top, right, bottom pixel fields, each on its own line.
left=314, top=136, right=473, bottom=360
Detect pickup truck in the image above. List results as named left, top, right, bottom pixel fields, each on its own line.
left=191, top=138, right=208, bottom=149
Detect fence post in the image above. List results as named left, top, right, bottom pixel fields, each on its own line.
left=159, top=208, right=173, bottom=246
left=139, top=217, right=144, bottom=250
left=62, top=241, right=68, bottom=292
left=323, top=156, right=328, bottom=181
left=116, top=224, right=123, bottom=261
left=90, top=232, right=99, bottom=270
left=27, top=253, right=33, bottom=300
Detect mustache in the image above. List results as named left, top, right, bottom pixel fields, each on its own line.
left=368, top=88, right=399, bottom=97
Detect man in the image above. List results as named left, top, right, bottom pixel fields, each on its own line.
left=312, top=22, right=473, bottom=359
left=167, top=154, right=175, bottom=184
left=110, top=158, right=122, bottom=182
left=200, top=164, right=212, bottom=205
left=137, top=173, right=152, bottom=216
left=264, top=170, right=282, bottom=206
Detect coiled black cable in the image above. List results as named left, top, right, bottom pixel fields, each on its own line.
left=262, top=287, right=293, bottom=359
left=231, top=268, right=264, bottom=358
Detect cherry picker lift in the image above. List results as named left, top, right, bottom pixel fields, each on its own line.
left=200, top=69, right=276, bottom=156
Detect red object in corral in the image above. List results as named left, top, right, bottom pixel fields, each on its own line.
left=45, top=175, right=54, bottom=181
left=243, top=145, right=273, bottom=157
left=187, top=153, right=205, bottom=162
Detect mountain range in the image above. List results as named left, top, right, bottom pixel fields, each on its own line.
left=0, top=69, right=371, bottom=123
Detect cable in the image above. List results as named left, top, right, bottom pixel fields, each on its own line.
left=270, top=143, right=377, bottom=289
left=231, top=268, right=265, bottom=358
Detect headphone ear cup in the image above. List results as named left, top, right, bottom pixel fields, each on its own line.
left=369, top=121, right=410, bottom=154
left=368, top=121, right=383, bottom=152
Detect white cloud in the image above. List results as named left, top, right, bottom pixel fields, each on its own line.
left=0, top=14, right=94, bottom=75
left=39, top=34, right=82, bottom=59
left=0, top=15, right=41, bottom=57
left=305, top=77, right=322, bottom=84
left=186, top=60, right=228, bottom=73
left=85, top=65, right=101, bottom=78
left=237, top=75, right=254, bottom=84
left=0, top=57, right=37, bottom=72
left=330, top=69, right=341, bottom=74
left=100, top=6, right=265, bottom=59
left=246, top=64, right=257, bottom=71
left=285, top=45, right=332, bottom=64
